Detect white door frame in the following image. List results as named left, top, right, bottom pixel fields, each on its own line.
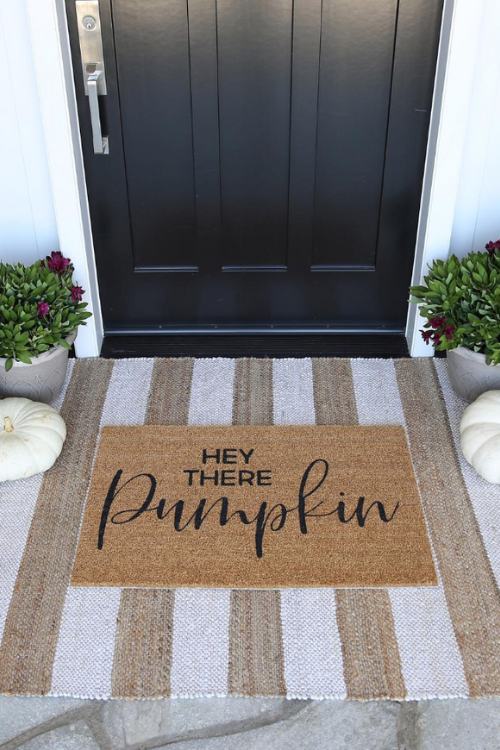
left=27, top=0, right=478, bottom=357
left=27, top=0, right=103, bottom=357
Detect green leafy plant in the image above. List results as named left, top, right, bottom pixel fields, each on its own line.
left=410, top=241, right=500, bottom=365
left=0, top=252, right=92, bottom=371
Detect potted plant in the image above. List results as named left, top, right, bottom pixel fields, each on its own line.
left=0, top=252, right=92, bottom=403
left=411, top=240, right=500, bottom=402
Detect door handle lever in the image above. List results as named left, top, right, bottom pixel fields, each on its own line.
left=86, top=65, right=109, bottom=155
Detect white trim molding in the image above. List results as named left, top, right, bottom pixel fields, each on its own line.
left=27, top=0, right=102, bottom=357
left=406, top=0, right=491, bottom=356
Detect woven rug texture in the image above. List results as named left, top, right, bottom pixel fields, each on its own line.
left=0, top=357, right=498, bottom=700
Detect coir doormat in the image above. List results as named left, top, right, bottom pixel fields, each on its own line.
left=72, top=425, right=437, bottom=588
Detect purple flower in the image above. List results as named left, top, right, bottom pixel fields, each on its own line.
left=420, top=329, right=433, bottom=344
left=46, top=251, right=71, bottom=274
left=443, top=324, right=455, bottom=341
left=71, top=284, right=84, bottom=302
left=37, top=301, right=50, bottom=318
left=429, top=316, right=445, bottom=329
left=485, top=239, right=500, bottom=256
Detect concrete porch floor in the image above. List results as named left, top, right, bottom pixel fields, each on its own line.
left=0, top=697, right=498, bottom=749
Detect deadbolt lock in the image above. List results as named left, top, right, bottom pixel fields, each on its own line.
left=82, top=15, right=97, bottom=30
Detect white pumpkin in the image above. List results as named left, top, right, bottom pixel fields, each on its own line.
left=0, top=397, right=66, bottom=482
left=460, top=390, right=500, bottom=484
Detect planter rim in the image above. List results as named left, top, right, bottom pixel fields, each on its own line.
left=0, top=331, right=76, bottom=370
left=447, top=345, right=500, bottom=365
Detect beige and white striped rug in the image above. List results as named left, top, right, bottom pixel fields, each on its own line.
left=0, top=357, right=499, bottom=700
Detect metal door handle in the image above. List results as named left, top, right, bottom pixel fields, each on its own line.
left=86, top=65, right=109, bottom=155
left=76, top=1, right=109, bottom=155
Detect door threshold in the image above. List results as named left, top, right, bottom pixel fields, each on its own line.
left=101, top=333, right=409, bottom=359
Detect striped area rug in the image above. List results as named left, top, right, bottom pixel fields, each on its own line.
left=0, top=357, right=498, bottom=700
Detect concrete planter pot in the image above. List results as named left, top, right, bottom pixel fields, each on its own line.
left=0, top=332, right=76, bottom=404
left=446, top=346, right=500, bottom=403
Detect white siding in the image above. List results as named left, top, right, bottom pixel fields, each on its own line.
left=0, top=2, right=57, bottom=264
left=450, top=0, right=500, bottom=256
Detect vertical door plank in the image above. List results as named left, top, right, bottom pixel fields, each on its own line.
left=287, top=0, right=322, bottom=272
left=313, top=0, right=398, bottom=269
left=112, top=0, right=197, bottom=269
left=217, top=0, right=293, bottom=269
left=188, top=0, right=222, bottom=272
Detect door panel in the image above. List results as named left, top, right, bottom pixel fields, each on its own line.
left=218, top=1, right=293, bottom=269
left=313, top=1, right=396, bottom=269
left=66, top=0, right=443, bottom=333
left=113, top=0, right=196, bottom=269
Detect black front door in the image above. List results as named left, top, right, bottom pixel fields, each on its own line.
left=66, top=0, right=442, bottom=334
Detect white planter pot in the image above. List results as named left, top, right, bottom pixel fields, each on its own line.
left=0, top=332, right=76, bottom=404
left=446, top=346, right=500, bottom=403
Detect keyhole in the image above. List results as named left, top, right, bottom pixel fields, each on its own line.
left=82, top=15, right=97, bottom=30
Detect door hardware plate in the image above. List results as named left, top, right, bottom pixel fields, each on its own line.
left=75, top=0, right=107, bottom=95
